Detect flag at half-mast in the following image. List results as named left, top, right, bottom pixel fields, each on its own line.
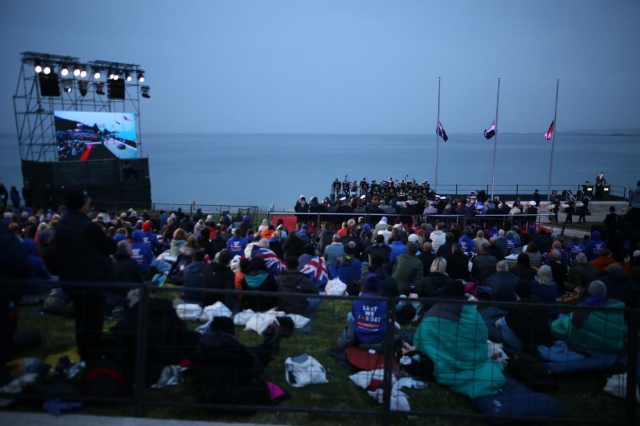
left=484, top=120, right=497, bottom=140
left=545, top=120, right=555, bottom=141
left=436, top=122, right=449, bottom=142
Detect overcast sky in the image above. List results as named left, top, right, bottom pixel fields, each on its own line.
left=1, top=0, right=638, bottom=134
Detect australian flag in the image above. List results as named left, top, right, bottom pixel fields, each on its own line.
left=484, top=120, right=497, bottom=140
left=436, top=122, right=449, bottom=142
left=300, top=256, right=329, bottom=287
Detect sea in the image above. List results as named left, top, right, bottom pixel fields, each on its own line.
left=1, top=133, right=638, bottom=210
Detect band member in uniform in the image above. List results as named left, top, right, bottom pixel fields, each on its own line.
left=332, top=178, right=341, bottom=197
left=360, top=178, right=369, bottom=196
left=351, top=179, right=358, bottom=196
left=578, top=194, right=590, bottom=223
left=342, top=175, right=351, bottom=196
left=565, top=197, right=575, bottom=223
left=595, top=172, right=606, bottom=199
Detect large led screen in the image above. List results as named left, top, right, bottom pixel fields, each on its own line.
left=54, top=111, right=138, bottom=161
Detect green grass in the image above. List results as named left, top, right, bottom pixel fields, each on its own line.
left=7, top=289, right=639, bottom=425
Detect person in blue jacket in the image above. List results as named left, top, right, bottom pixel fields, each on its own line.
left=141, top=221, right=162, bottom=253
left=352, top=274, right=387, bottom=345
left=226, top=228, right=248, bottom=259
left=566, top=236, right=585, bottom=263
left=458, top=230, right=477, bottom=255
left=389, top=238, right=407, bottom=263
left=131, top=230, right=154, bottom=274
left=22, top=238, right=51, bottom=293
left=333, top=242, right=362, bottom=285
left=585, top=231, right=605, bottom=260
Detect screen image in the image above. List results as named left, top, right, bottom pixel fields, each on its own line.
left=54, top=111, right=138, bottom=161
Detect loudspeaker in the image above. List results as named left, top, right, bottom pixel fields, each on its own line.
left=39, top=73, right=61, bottom=97
left=108, top=79, right=125, bottom=100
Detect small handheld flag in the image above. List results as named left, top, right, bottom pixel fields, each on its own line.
left=436, top=122, right=449, bottom=142
left=545, top=120, right=555, bottom=141
left=484, top=120, right=497, bottom=140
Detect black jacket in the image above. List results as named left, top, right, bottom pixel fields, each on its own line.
left=282, top=234, right=305, bottom=258
left=55, top=211, right=117, bottom=284
left=447, top=251, right=471, bottom=281
left=505, top=296, right=554, bottom=355
left=367, top=266, right=399, bottom=299
left=112, top=254, right=143, bottom=286
left=487, top=271, right=518, bottom=302
left=202, top=262, right=236, bottom=308
left=277, top=270, right=319, bottom=315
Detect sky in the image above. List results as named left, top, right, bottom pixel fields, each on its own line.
left=0, top=0, right=639, bottom=135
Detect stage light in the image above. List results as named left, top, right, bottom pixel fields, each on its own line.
left=43, top=66, right=52, bottom=75
left=73, top=65, right=81, bottom=77
left=95, top=82, right=105, bottom=95
left=125, top=72, right=132, bottom=82
left=141, top=85, right=150, bottom=99
left=78, top=80, right=88, bottom=97
left=108, top=70, right=115, bottom=80
left=113, top=73, right=119, bottom=81
left=93, top=70, right=101, bottom=79
left=34, top=62, right=43, bottom=73
left=80, top=69, right=87, bottom=78
left=137, top=71, right=144, bottom=82
left=61, top=65, right=69, bottom=76
left=62, top=79, right=73, bottom=93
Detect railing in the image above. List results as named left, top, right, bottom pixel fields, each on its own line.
left=3, top=280, right=638, bottom=425
left=429, top=183, right=630, bottom=199
left=266, top=211, right=555, bottom=231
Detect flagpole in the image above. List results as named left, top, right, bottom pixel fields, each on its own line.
left=547, top=79, right=560, bottom=199
left=434, top=77, right=441, bottom=193
left=490, top=78, right=501, bottom=200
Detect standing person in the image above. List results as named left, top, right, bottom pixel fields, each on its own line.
left=54, top=189, right=117, bottom=361
left=577, top=193, right=590, bottom=223
left=629, top=179, right=640, bottom=228
left=595, top=172, right=606, bottom=200
left=0, top=183, right=8, bottom=212
left=21, top=181, right=32, bottom=209
left=9, top=186, right=21, bottom=210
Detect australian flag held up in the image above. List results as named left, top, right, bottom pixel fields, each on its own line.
left=484, top=120, right=497, bottom=140
left=436, top=122, right=449, bottom=142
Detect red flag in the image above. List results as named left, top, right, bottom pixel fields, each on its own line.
left=545, top=120, right=555, bottom=141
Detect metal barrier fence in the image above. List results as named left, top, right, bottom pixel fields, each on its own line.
left=267, top=211, right=555, bottom=231
left=3, top=280, right=639, bottom=425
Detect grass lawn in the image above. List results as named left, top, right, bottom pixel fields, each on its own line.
left=6, top=286, right=638, bottom=426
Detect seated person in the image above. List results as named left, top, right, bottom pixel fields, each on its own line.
left=332, top=242, right=362, bottom=285
left=365, top=254, right=399, bottom=298
left=487, top=260, right=519, bottom=303
left=298, top=243, right=329, bottom=289
left=277, top=256, right=320, bottom=317
left=202, top=249, right=237, bottom=309
left=569, top=253, right=596, bottom=289
left=487, top=280, right=554, bottom=355
left=241, top=256, right=278, bottom=312
left=131, top=230, right=154, bottom=274
left=413, top=281, right=506, bottom=398
left=551, top=280, right=626, bottom=354
left=181, top=249, right=207, bottom=304
left=509, top=252, right=537, bottom=281
left=530, top=265, right=558, bottom=318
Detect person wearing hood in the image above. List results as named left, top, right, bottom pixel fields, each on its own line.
left=585, top=231, right=605, bottom=260
left=131, top=230, right=154, bottom=274
left=333, top=242, right=362, bottom=285
left=22, top=238, right=51, bottom=292
left=278, top=256, right=320, bottom=316
left=430, top=223, right=446, bottom=252
left=505, top=231, right=519, bottom=254
left=241, top=256, right=278, bottom=312
left=458, top=230, right=476, bottom=255
left=258, top=219, right=269, bottom=233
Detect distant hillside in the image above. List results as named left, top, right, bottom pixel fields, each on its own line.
left=560, top=128, right=640, bottom=136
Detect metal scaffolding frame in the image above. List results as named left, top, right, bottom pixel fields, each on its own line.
left=13, top=51, right=148, bottom=162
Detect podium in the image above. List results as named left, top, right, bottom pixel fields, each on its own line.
left=582, top=184, right=594, bottom=197
left=602, top=184, right=610, bottom=200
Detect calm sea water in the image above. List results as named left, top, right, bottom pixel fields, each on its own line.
left=1, top=133, right=638, bottom=210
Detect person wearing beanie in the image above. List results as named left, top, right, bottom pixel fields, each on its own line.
left=54, top=188, right=117, bottom=361
left=332, top=241, right=362, bottom=285
left=346, top=273, right=388, bottom=347
left=140, top=220, right=162, bottom=253
left=551, top=280, right=625, bottom=354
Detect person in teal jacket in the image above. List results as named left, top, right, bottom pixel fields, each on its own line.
left=551, top=280, right=625, bottom=353
left=413, top=281, right=506, bottom=399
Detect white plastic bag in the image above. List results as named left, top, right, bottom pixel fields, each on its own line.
left=349, top=369, right=389, bottom=389
left=603, top=373, right=640, bottom=402
left=201, top=301, right=232, bottom=321
left=175, top=304, right=203, bottom=321
left=487, top=341, right=509, bottom=363
left=286, top=314, right=310, bottom=329
left=233, top=309, right=255, bottom=326
left=325, top=278, right=347, bottom=296
left=244, top=311, right=285, bottom=335
left=284, top=354, right=329, bottom=388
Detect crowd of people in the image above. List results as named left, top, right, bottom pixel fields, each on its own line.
left=1, top=180, right=640, bottom=406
